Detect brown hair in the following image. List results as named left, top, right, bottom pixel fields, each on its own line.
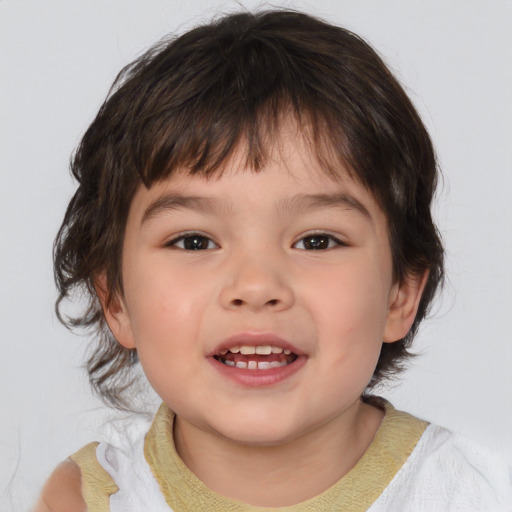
left=54, top=10, right=444, bottom=408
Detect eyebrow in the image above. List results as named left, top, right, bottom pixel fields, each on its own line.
left=141, top=195, right=223, bottom=224
left=141, top=191, right=371, bottom=225
left=277, top=193, right=371, bottom=219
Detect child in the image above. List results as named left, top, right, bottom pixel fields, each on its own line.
left=35, top=9, right=510, bottom=511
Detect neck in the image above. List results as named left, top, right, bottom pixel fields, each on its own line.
left=173, top=400, right=384, bottom=507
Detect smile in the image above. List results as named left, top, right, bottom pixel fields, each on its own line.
left=214, top=345, right=297, bottom=370
left=209, top=334, right=306, bottom=387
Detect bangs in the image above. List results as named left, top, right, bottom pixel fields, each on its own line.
left=137, top=95, right=354, bottom=186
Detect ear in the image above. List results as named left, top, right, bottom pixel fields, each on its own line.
left=383, top=270, right=429, bottom=343
left=94, top=274, right=136, bottom=349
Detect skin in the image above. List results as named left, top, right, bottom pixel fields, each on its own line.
left=33, top=461, right=85, bottom=511
left=37, top=128, right=426, bottom=509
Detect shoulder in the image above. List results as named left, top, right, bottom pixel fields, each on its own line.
left=418, top=425, right=509, bottom=478
left=32, top=459, right=86, bottom=512
left=391, top=424, right=512, bottom=509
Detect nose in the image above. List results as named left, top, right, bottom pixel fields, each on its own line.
left=219, top=252, right=295, bottom=312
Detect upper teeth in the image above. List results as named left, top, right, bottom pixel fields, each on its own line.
left=220, top=345, right=292, bottom=355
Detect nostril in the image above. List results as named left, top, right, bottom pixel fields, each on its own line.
left=230, top=298, right=280, bottom=307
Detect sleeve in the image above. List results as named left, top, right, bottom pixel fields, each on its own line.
left=69, top=442, right=119, bottom=512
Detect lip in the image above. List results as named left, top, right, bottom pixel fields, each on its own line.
left=207, top=332, right=307, bottom=387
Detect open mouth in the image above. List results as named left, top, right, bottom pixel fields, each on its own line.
left=214, top=344, right=298, bottom=370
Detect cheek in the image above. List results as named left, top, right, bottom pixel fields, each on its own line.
left=304, top=261, right=390, bottom=387
left=310, top=264, right=390, bottom=337
left=123, top=260, right=213, bottom=374
left=127, top=275, right=208, bottom=407
left=126, top=253, right=211, bottom=324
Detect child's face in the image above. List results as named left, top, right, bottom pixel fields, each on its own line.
left=105, top=129, right=421, bottom=446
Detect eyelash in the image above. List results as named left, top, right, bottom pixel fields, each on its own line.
left=293, top=233, right=345, bottom=251
left=165, top=232, right=219, bottom=251
left=166, top=232, right=345, bottom=251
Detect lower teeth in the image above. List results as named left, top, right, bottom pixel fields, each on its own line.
left=222, top=360, right=287, bottom=370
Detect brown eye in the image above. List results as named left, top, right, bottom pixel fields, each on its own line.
left=170, top=234, right=217, bottom=250
left=294, top=234, right=342, bottom=250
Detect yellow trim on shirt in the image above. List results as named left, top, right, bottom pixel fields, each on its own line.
left=70, top=442, right=118, bottom=512
left=144, top=402, right=428, bottom=511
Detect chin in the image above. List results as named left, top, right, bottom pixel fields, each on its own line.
left=210, top=415, right=308, bottom=448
